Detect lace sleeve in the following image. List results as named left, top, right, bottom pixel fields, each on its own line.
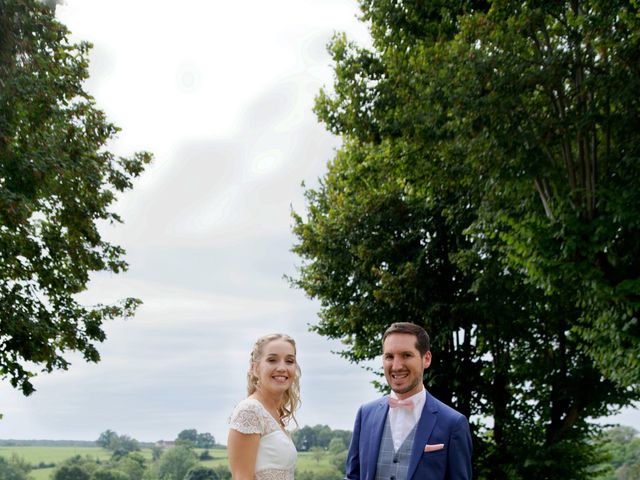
left=229, top=401, right=264, bottom=435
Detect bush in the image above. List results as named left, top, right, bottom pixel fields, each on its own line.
left=93, top=469, right=130, bottom=480
left=155, top=446, right=198, bottom=480
left=0, top=456, right=31, bottom=480
left=184, top=465, right=219, bottom=480
left=198, top=450, right=213, bottom=461
left=210, top=465, right=231, bottom=480
left=330, top=450, right=348, bottom=473
left=53, top=465, right=91, bottom=480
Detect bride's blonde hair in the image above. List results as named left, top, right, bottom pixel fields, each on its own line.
left=247, top=333, right=301, bottom=426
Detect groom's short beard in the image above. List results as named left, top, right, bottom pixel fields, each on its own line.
left=391, top=377, right=421, bottom=396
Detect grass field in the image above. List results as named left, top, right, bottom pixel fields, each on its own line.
left=0, top=446, right=113, bottom=464
left=0, top=445, right=342, bottom=479
left=0, top=446, right=112, bottom=480
left=296, top=451, right=339, bottom=471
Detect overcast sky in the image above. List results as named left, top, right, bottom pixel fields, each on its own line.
left=1, top=0, right=638, bottom=445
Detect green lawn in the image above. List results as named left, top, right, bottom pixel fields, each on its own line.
left=297, top=451, right=339, bottom=471
left=197, top=447, right=229, bottom=468
left=29, top=467, right=55, bottom=480
left=0, top=446, right=150, bottom=480
left=0, top=445, right=343, bottom=479
left=0, top=446, right=112, bottom=464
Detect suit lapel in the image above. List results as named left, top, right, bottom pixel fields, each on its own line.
left=406, top=390, right=438, bottom=480
left=367, top=398, right=389, bottom=479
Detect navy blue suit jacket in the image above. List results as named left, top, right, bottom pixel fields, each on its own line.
left=345, top=390, right=472, bottom=480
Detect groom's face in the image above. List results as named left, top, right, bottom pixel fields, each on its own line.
left=383, top=333, right=432, bottom=399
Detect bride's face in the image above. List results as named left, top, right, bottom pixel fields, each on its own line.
left=252, top=339, right=297, bottom=395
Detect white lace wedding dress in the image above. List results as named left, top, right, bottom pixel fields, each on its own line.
left=229, top=398, right=297, bottom=480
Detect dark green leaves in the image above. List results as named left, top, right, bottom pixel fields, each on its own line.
left=0, top=0, right=151, bottom=395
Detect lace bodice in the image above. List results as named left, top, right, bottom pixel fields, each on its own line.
left=229, top=398, right=297, bottom=480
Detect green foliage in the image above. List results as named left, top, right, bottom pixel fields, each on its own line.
left=207, top=465, right=230, bottom=480
left=292, top=0, right=640, bottom=478
left=0, top=0, right=152, bottom=395
left=175, top=430, right=198, bottom=447
left=97, top=432, right=118, bottom=450
left=52, top=455, right=103, bottom=480
left=96, top=431, right=140, bottom=458
left=198, top=451, right=212, bottom=461
left=93, top=469, right=130, bottom=480
left=175, top=430, right=215, bottom=449
left=309, top=446, right=324, bottom=463
left=183, top=465, right=218, bottom=480
left=114, top=452, right=146, bottom=480
left=327, top=438, right=346, bottom=456
left=0, top=445, right=235, bottom=480
left=292, top=424, right=351, bottom=452
left=0, top=455, right=31, bottom=480
left=154, top=446, right=198, bottom=480
left=150, top=447, right=163, bottom=462
left=329, top=449, right=348, bottom=473
left=53, top=465, right=91, bottom=480
left=597, top=426, right=640, bottom=479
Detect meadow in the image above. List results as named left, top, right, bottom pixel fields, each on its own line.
left=0, top=445, right=341, bottom=480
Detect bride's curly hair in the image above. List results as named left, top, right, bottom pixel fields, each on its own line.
left=247, top=333, right=301, bottom=427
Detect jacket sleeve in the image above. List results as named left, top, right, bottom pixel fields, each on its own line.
left=345, top=406, right=363, bottom=480
left=447, top=414, right=473, bottom=480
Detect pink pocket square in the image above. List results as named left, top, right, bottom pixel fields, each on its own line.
left=424, top=443, right=445, bottom=452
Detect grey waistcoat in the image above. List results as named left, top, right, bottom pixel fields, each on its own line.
left=374, top=415, right=418, bottom=480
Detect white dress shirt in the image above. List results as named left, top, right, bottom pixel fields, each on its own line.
left=388, top=388, right=426, bottom=451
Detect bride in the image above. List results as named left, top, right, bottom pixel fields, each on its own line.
left=228, top=333, right=301, bottom=479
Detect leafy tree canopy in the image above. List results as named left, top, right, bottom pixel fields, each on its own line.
left=96, top=430, right=140, bottom=458
left=0, top=0, right=151, bottom=395
left=175, top=429, right=216, bottom=448
left=0, top=455, right=30, bottom=480
left=155, top=446, right=198, bottom=480
left=292, top=0, right=640, bottom=477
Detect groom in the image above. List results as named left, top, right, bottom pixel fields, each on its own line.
left=345, top=322, right=472, bottom=480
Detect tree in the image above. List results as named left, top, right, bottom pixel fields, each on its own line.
left=330, top=449, right=348, bottom=473
left=96, top=430, right=140, bottom=458
left=599, top=426, right=640, bottom=480
left=292, top=425, right=317, bottom=451
left=328, top=437, right=346, bottom=455
left=0, top=455, right=30, bottom=480
left=97, top=430, right=118, bottom=449
left=155, top=446, right=198, bottom=480
left=53, top=465, right=90, bottom=480
left=292, top=0, right=640, bottom=477
left=110, top=435, right=140, bottom=459
left=93, top=470, right=129, bottom=480
left=0, top=0, right=151, bottom=395
left=174, top=429, right=216, bottom=448
left=54, top=455, right=99, bottom=479
left=196, top=432, right=215, bottom=449
left=115, top=452, right=146, bottom=480
left=309, top=446, right=324, bottom=464
left=175, top=429, right=198, bottom=447
left=151, top=446, right=163, bottom=462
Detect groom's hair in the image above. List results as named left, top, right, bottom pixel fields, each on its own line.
left=383, top=322, right=431, bottom=356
